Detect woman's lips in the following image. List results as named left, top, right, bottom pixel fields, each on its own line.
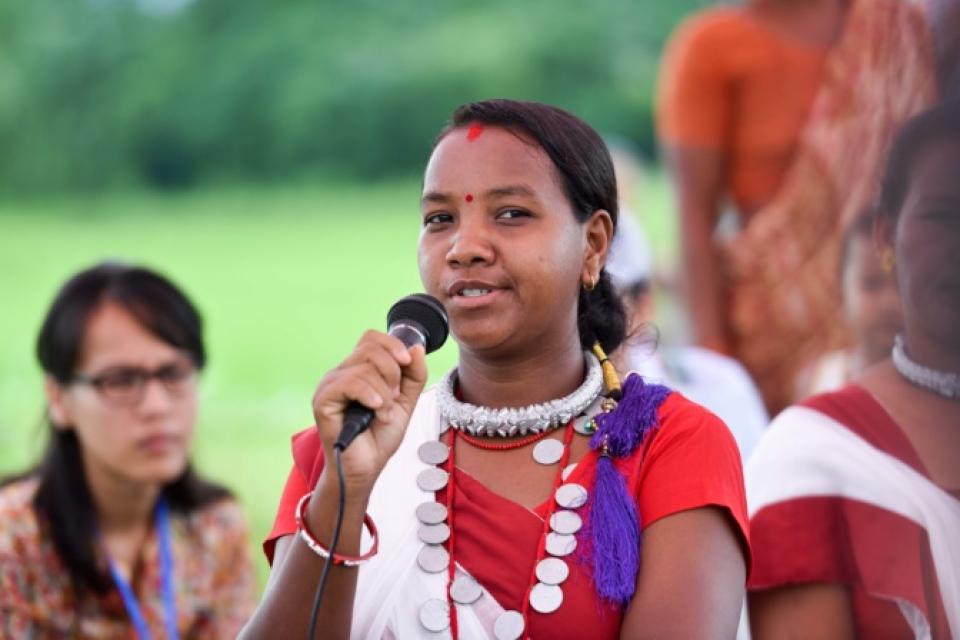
left=137, top=434, right=181, bottom=455
left=447, top=287, right=505, bottom=309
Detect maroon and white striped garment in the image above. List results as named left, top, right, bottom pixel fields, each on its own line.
left=746, top=385, right=958, bottom=639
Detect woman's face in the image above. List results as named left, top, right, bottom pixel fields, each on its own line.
left=418, top=125, right=610, bottom=359
left=889, top=138, right=960, bottom=352
left=46, top=302, right=198, bottom=489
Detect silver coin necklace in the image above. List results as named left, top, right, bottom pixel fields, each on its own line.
left=414, top=419, right=592, bottom=639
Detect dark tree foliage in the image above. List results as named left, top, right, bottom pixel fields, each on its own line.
left=0, top=0, right=703, bottom=192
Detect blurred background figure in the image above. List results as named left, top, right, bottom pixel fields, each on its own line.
left=608, top=215, right=768, bottom=462
left=0, top=263, right=256, bottom=638
left=606, top=142, right=768, bottom=461
left=796, top=207, right=904, bottom=397
left=657, top=0, right=939, bottom=414
left=746, top=100, right=960, bottom=640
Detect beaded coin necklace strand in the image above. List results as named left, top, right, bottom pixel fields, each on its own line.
left=414, top=410, right=601, bottom=639
left=443, top=421, right=579, bottom=639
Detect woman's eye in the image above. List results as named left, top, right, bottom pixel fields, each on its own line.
left=920, top=208, right=955, bottom=223
left=497, top=208, right=530, bottom=220
left=99, top=370, right=142, bottom=391
left=423, top=212, right=453, bottom=226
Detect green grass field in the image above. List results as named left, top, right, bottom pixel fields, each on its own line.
left=0, top=174, right=675, bottom=590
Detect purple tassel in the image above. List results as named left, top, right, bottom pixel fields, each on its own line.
left=581, top=374, right=671, bottom=606
left=585, top=454, right=641, bottom=605
left=589, top=374, right=671, bottom=455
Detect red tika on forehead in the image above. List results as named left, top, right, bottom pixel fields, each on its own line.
left=466, top=124, right=484, bottom=141
left=465, top=194, right=474, bottom=202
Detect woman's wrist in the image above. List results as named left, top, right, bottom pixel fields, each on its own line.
left=313, top=467, right=373, bottom=514
left=301, top=472, right=372, bottom=557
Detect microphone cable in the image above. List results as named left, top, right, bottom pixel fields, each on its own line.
left=306, top=445, right=346, bottom=640
left=303, top=293, right=448, bottom=638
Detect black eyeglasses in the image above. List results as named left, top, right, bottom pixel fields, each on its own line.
left=70, top=362, right=197, bottom=406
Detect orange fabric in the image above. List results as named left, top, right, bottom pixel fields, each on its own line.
left=657, top=8, right=828, bottom=214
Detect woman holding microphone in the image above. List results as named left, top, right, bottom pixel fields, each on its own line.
left=244, top=100, right=750, bottom=639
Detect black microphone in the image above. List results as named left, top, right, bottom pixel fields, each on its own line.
left=334, top=293, right=449, bottom=451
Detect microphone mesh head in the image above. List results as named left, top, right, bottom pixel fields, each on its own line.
left=387, top=294, right=449, bottom=354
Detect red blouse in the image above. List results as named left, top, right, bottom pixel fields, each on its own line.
left=266, top=392, right=750, bottom=637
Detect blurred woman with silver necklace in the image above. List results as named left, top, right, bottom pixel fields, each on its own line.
left=747, top=100, right=960, bottom=639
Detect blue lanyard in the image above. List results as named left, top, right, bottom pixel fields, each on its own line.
left=107, top=497, right=179, bottom=640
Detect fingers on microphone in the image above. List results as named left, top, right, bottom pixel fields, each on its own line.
left=397, top=345, right=428, bottom=409
left=350, top=364, right=395, bottom=412
left=353, top=342, right=405, bottom=392
left=404, top=344, right=428, bottom=384
left=313, top=364, right=393, bottom=417
left=354, top=330, right=412, bottom=366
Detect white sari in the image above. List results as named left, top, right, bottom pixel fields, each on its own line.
left=747, top=406, right=960, bottom=639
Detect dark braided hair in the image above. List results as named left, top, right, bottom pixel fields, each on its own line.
left=437, top=99, right=628, bottom=354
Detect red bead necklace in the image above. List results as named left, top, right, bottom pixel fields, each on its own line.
left=456, top=428, right=553, bottom=451
left=441, top=421, right=576, bottom=639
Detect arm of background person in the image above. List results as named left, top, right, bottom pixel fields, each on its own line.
left=620, top=505, right=747, bottom=639
left=749, top=584, right=855, bottom=640
left=663, top=144, right=730, bottom=354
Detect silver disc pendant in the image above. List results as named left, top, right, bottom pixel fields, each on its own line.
left=416, top=467, right=449, bottom=492
left=555, top=483, right=588, bottom=509
left=532, top=438, right=564, bottom=465
left=416, top=544, right=449, bottom=573
left=535, top=557, right=570, bottom=585
left=545, top=532, right=578, bottom=557
left=415, top=501, right=448, bottom=525
left=419, top=598, right=450, bottom=632
left=561, top=463, right=577, bottom=481
left=418, top=440, right=450, bottom=465
left=449, top=575, right=483, bottom=605
left=550, top=510, right=583, bottom=535
left=529, top=582, right=564, bottom=613
left=418, top=522, right=451, bottom=545
left=493, top=610, right=525, bottom=640
left=573, top=416, right=596, bottom=436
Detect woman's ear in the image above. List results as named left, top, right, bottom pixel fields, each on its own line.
left=582, top=209, right=614, bottom=283
left=44, top=375, right=72, bottom=430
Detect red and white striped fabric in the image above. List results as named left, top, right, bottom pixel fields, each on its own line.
left=746, top=385, right=959, bottom=639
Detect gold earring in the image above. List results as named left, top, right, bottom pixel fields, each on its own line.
left=584, top=275, right=597, bottom=292
left=882, top=249, right=895, bottom=274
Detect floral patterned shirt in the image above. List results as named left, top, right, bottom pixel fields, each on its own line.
left=0, top=477, right=256, bottom=639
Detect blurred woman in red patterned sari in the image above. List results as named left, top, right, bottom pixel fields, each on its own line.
left=658, top=0, right=940, bottom=413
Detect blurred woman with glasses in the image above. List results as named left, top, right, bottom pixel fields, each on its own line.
left=0, top=262, right=256, bottom=638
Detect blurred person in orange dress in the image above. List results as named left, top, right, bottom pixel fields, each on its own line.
left=796, top=207, right=904, bottom=397
left=0, top=263, right=256, bottom=639
left=657, top=0, right=938, bottom=413
left=747, top=100, right=960, bottom=639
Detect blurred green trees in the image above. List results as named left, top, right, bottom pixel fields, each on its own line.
left=0, top=0, right=701, bottom=192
